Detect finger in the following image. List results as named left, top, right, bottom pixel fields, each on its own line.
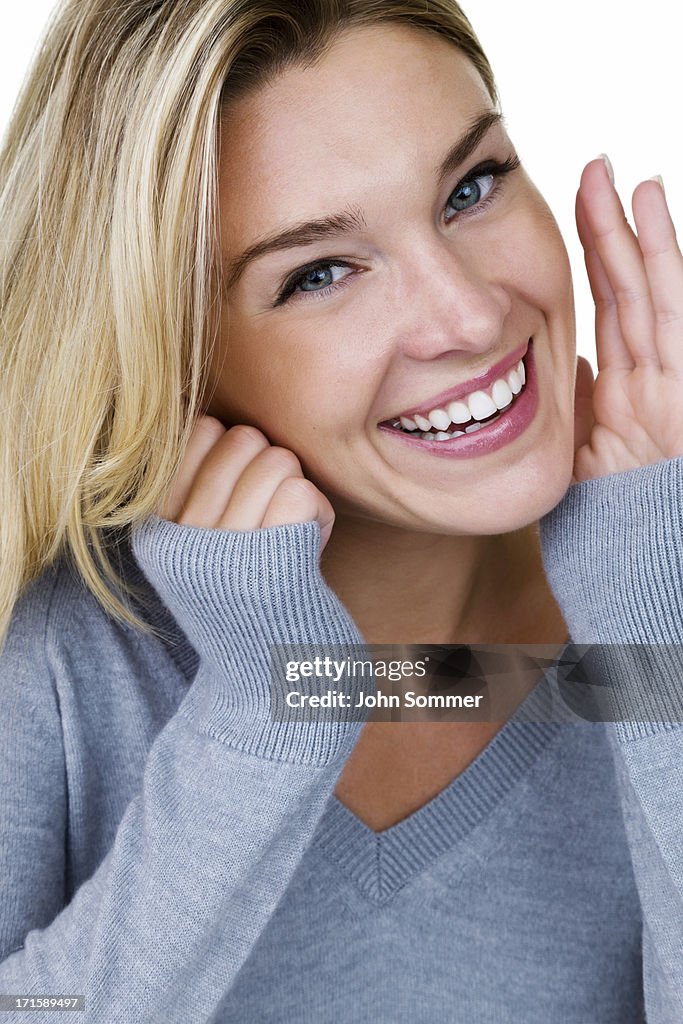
left=157, top=416, right=227, bottom=521
left=261, top=476, right=336, bottom=551
left=576, top=186, right=632, bottom=372
left=632, top=178, right=683, bottom=375
left=177, top=424, right=271, bottom=527
left=217, top=447, right=304, bottom=531
left=578, top=157, right=658, bottom=368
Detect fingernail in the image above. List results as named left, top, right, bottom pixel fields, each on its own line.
left=648, top=174, right=666, bottom=194
left=598, top=153, right=615, bottom=185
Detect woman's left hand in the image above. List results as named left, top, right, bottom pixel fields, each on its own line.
left=572, top=156, right=683, bottom=482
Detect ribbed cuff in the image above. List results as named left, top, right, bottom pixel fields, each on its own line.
left=539, top=457, right=683, bottom=644
left=540, top=458, right=683, bottom=742
left=130, top=515, right=370, bottom=764
left=556, top=643, right=683, bottom=741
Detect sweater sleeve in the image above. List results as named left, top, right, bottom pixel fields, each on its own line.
left=0, top=515, right=368, bottom=1023
left=539, top=456, right=683, bottom=1019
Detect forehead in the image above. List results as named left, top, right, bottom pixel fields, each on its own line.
left=217, top=24, right=493, bottom=244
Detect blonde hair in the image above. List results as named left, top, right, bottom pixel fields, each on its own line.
left=0, top=0, right=497, bottom=652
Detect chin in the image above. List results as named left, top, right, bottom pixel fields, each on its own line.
left=456, top=456, right=575, bottom=535
left=331, top=478, right=573, bottom=537
left=321, top=431, right=577, bottom=534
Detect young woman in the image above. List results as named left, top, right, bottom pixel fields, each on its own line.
left=1, top=1, right=682, bottom=1021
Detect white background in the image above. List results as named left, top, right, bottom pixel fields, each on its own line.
left=1, top=2, right=682, bottom=371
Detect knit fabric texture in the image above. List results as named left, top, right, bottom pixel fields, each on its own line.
left=2, top=459, right=683, bottom=1022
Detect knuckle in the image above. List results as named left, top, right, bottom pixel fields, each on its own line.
left=225, top=423, right=270, bottom=449
left=592, top=223, right=618, bottom=243
left=656, top=309, right=683, bottom=328
left=280, top=476, right=320, bottom=512
left=194, top=415, right=226, bottom=443
left=613, top=286, right=648, bottom=307
left=282, top=475, right=315, bottom=497
left=262, top=446, right=302, bottom=474
left=643, top=244, right=672, bottom=260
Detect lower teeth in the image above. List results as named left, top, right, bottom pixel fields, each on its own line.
left=407, top=407, right=506, bottom=441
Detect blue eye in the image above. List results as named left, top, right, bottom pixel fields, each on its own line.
left=274, top=154, right=521, bottom=306
left=277, top=261, right=353, bottom=304
left=447, top=173, right=495, bottom=214
left=298, top=265, right=340, bottom=292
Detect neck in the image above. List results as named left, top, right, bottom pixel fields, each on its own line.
left=319, top=515, right=567, bottom=646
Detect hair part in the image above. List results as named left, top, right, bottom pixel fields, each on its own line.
left=0, top=0, right=497, bottom=653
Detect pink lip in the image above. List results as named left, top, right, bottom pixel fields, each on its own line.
left=379, top=339, right=538, bottom=459
left=386, top=340, right=530, bottom=423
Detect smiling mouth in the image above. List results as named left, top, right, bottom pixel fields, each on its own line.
left=381, top=344, right=529, bottom=441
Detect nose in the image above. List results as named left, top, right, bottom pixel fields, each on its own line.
left=394, top=237, right=512, bottom=361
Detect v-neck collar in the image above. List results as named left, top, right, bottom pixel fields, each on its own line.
left=312, top=672, right=574, bottom=903
left=115, top=523, right=575, bottom=902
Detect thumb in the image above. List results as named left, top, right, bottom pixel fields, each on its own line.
left=574, top=355, right=595, bottom=454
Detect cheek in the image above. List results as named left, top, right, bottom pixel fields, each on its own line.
left=515, top=205, right=574, bottom=317
left=207, top=312, right=295, bottom=431
left=209, top=310, right=367, bottom=452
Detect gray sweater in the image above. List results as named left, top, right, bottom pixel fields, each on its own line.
left=1, top=457, right=683, bottom=1022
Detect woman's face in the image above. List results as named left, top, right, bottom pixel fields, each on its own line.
left=208, top=23, right=577, bottom=535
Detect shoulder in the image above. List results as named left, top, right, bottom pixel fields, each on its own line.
left=1, top=560, right=65, bottom=704
left=3, top=551, right=124, bottom=672
left=2, top=538, right=193, bottom=717
left=0, top=563, right=69, bottom=810
left=0, top=553, right=120, bottom=721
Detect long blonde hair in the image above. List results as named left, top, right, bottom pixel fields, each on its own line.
left=0, top=0, right=497, bottom=652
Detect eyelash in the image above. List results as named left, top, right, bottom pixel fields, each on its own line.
left=273, top=154, right=521, bottom=307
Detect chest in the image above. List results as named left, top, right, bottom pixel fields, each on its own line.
left=335, top=719, right=505, bottom=831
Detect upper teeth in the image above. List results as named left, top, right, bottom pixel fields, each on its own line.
left=399, top=358, right=526, bottom=433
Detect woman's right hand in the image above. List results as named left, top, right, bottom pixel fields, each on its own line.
left=156, top=416, right=336, bottom=552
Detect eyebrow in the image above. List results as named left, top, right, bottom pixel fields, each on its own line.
left=434, top=110, right=503, bottom=188
left=224, top=109, right=504, bottom=292
left=224, top=207, right=367, bottom=292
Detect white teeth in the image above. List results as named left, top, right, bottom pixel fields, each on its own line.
left=445, top=399, right=471, bottom=424
left=467, top=390, right=498, bottom=421
left=421, top=432, right=433, bottom=440
left=464, top=421, right=484, bottom=433
left=434, top=431, right=452, bottom=441
left=428, top=408, right=451, bottom=431
left=394, top=350, right=529, bottom=434
left=507, top=368, right=522, bottom=395
left=491, top=378, right=513, bottom=410
left=400, top=416, right=418, bottom=431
